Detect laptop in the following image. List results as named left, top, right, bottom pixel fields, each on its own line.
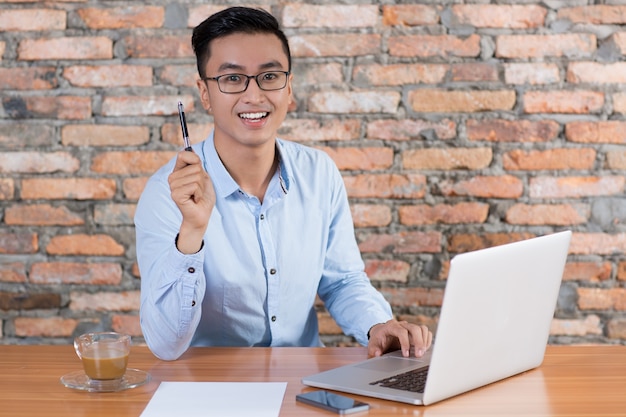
left=302, top=230, right=572, bottom=406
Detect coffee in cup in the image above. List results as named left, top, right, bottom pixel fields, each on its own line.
left=74, top=332, right=131, bottom=380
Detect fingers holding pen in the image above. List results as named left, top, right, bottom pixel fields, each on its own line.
left=169, top=150, right=215, bottom=220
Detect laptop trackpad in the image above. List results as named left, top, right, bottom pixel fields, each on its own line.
left=355, top=357, right=423, bottom=373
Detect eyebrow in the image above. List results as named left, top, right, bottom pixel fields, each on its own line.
left=217, top=60, right=285, bottom=73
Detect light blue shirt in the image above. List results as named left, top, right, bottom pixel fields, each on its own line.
left=135, top=133, right=393, bottom=360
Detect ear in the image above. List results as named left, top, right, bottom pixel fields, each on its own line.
left=196, top=78, right=212, bottom=112
left=286, top=73, right=294, bottom=104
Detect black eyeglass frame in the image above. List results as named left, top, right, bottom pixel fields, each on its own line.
left=201, top=71, right=291, bottom=94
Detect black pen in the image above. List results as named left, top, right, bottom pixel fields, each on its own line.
left=177, top=101, right=192, bottom=151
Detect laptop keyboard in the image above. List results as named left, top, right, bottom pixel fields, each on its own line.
left=369, top=366, right=429, bottom=393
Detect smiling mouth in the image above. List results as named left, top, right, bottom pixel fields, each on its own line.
left=239, top=112, right=268, bottom=121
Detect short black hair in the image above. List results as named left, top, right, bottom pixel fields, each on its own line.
left=191, top=7, right=292, bottom=79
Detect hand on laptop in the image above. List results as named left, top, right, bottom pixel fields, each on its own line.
left=367, top=319, right=432, bottom=358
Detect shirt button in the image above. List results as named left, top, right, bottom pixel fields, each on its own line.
left=191, top=300, right=196, bottom=307
left=269, top=268, right=276, bottom=275
left=188, top=267, right=195, bottom=273
left=271, top=316, right=277, bottom=322
left=260, top=214, right=265, bottom=220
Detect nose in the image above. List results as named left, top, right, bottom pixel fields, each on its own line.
left=241, top=76, right=265, bottom=102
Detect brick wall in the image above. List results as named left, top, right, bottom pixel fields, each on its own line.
left=1, top=1, right=625, bottom=347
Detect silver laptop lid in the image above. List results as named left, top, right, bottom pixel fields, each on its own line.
left=422, top=230, right=571, bottom=404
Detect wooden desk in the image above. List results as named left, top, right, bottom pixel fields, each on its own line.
left=0, top=345, right=624, bottom=416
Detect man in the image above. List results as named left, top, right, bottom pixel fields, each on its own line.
left=135, top=6, right=432, bottom=360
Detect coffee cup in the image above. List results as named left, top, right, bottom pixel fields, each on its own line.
left=74, top=332, right=131, bottom=380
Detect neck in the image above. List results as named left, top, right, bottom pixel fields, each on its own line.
left=214, top=138, right=278, bottom=202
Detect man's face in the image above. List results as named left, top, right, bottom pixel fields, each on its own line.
left=197, top=32, right=293, bottom=150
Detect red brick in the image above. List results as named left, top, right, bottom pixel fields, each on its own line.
left=505, top=203, right=589, bottom=226
left=111, top=315, right=142, bottom=337
left=319, top=146, right=393, bottom=170
left=0, top=291, right=61, bottom=310
left=558, top=5, right=626, bottom=24
left=529, top=176, right=624, bottom=199
left=317, top=311, right=343, bottom=335
left=14, top=317, right=78, bottom=338
left=550, top=315, right=602, bottom=337
left=399, top=202, right=489, bottom=225
left=282, top=5, right=378, bottom=28
left=389, top=34, right=480, bottom=58
left=578, top=288, right=626, bottom=311
left=439, top=175, right=523, bottom=199
left=466, top=119, right=559, bottom=142
left=617, top=262, right=626, bottom=281
left=607, top=319, right=626, bottom=339
left=0, top=124, right=55, bottom=149
left=47, top=234, right=124, bottom=256
left=364, top=260, right=410, bottom=283
left=4, top=204, right=84, bottom=226
left=124, top=35, right=192, bottom=58
left=614, top=32, right=626, bottom=55
left=309, top=91, right=400, bottom=114
left=162, top=122, right=214, bottom=147
left=379, top=287, right=444, bottom=307
left=566, top=121, right=626, bottom=144
left=603, top=149, right=623, bottom=169
left=187, top=5, right=229, bottom=27
left=21, top=178, right=116, bottom=200
left=30, top=262, right=122, bottom=285
left=503, top=148, right=596, bottom=170
left=408, top=89, right=515, bottom=113
left=123, top=177, right=148, bottom=201
left=101, top=95, right=194, bottom=117
left=344, top=174, right=426, bottom=199
left=450, top=63, right=498, bottom=82
left=291, top=63, right=344, bottom=89
left=448, top=232, right=536, bottom=253
left=62, top=124, right=150, bottom=147
left=611, top=93, right=626, bottom=114
left=0, top=262, right=27, bottom=283
left=94, top=204, right=136, bottom=226
left=63, top=65, right=152, bottom=87
left=0, top=178, right=14, bottom=199
left=0, top=9, right=66, bottom=31
left=353, top=64, right=447, bottom=86
left=0, top=232, right=38, bottom=254
left=91, top=151, right=175, bottom=175
left=279, top=119, right=360, bottom=142
left=3, top=96, right=91, bottom=120
left=523, top=90, right=604, bottom=114
left=351, top=204, right=392, bottom=228
left=0, top=151, right=79, bottom=174
left=504, top=63, right=560, bottom=85
left=18, top=37, right=112, bottom=60
left=451, top=4, right=547, bottom=28
left=569, top=233, right=626, bottom=256
left=567, top=62, right=626, bottom=84
left=160, top=64, right=198, bottom=87
left=358, top=231, right=441, bottom=254
left=0, top=67, right=57, bottom=90
left=402, top=147, right=492, bottom=170
left=496, top=34, right=596, bottom=58
left=77, top=6, right=164, bottom=29
left=70, top=291, right=140, bottom=311
left=564, top=262, right=612, bottom=282
left=382, top=5, right=440, bottom=26
left=367, top=119, right=457, bottom=141
left=290, top=34, right=380, bottom=58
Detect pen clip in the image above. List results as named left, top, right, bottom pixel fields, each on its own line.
left=177, top=101, right=192, bottom=151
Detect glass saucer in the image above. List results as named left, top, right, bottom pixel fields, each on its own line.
left=60, top=368, right=151, bottom=392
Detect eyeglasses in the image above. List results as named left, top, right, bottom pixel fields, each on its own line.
left=201, top=71, right=290, bottom=94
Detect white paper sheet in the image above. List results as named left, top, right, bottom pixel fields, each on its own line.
left=140, top=381, right=287, bottom=417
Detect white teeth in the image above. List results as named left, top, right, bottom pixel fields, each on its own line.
left=239, top=112, right=267, bottom=119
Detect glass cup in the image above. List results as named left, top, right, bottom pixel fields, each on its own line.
left=74, top=332, right=131, bottom=381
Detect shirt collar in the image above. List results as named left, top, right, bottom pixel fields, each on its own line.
left=201, top=132, right=291, bottom=199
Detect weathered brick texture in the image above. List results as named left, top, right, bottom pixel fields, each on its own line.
left=0, top=1, right=625, bottom=348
